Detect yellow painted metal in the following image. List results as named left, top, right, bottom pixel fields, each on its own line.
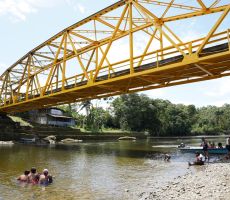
left=196, top=0, right=207, bottom=10
left=0, top=0, right=229, bottom=113
left=129, top=2, right=134, bottom=74
left=197, top=5, right=230, bottom=55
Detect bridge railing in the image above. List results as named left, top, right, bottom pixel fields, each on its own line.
left=1, top=29, right=230, bottom=107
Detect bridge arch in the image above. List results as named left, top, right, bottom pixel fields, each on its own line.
left=0, top=0, right=229, bottom=113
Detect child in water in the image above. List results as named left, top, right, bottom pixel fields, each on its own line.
left=188, top=152, right=205, bottom=166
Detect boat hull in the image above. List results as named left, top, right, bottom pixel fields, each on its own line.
left=179, top=147, right=228, bottom=154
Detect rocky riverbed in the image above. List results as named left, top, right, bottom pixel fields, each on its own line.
left=139, top=160, right=230, bottom=200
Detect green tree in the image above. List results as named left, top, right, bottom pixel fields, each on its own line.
left=112, top=94, right=160, bottom=134
left=85, top=107, right=108, bottom=131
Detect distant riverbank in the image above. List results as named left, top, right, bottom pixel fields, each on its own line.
left=139, top=160, right=230, bottom=200
left=1, top=114, right=230, bottom=142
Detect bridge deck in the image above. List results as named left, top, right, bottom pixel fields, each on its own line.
left=1, top=42, right=230, bottom=113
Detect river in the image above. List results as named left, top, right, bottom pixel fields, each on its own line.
left=0, top=137, right=227, bottom=200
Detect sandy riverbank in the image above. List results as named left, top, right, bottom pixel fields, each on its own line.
left=139, top=160, right=230, bottom=200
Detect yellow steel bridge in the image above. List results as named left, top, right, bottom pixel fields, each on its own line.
left=0, top=0, right=230, bottom=113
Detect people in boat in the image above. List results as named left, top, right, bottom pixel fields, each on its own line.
left=188, top=152, right=205, bottom=166
left=218, top=142, right=223, bottom=148
left=209, top=141, right=216, bottom=148
left=164, top=154, right=171, bottom=161
left=201, top=137, right=209, bottom=160
left=17, top=170, right=30, bottom=182
left=39, top=169, right=53, bottom=185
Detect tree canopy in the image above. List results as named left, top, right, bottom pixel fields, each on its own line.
left=60, top=94, right=230, bottom=136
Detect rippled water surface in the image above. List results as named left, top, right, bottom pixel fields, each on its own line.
left=0, top=137, right=227, bottom=200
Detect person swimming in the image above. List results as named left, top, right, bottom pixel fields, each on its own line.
left=39, top=169, right=53, bottom=185
left=28, top=167, right=40, bottom=184
left=17, top=170, right=30, bottom=182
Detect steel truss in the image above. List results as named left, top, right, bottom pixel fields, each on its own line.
left=0, top=0, right=229, bottom=113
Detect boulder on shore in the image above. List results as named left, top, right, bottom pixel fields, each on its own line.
left=59, top=138, right=83, bottom=144
left=43, top=135, right=56, bottom=141
left=118, top=136, right=136, bottom=141
left=0, top=141, right=14, bottom=145
left=43, top=135, right=56, bottom=144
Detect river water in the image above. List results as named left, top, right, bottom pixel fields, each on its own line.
left=0, top=137, right=227, bottom=200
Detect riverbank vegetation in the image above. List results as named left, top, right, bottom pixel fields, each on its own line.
left=59, top=93, right=230, bottom=136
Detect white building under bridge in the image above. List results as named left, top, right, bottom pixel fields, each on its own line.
left=29, top=108, right=75, bottom=127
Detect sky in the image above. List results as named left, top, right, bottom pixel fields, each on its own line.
left=0, top=0, right=230, bottom=107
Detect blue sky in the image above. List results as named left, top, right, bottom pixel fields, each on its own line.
left=0, top=0, right=230, bottom=107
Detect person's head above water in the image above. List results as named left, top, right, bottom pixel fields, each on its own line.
left=31, top=167, right=36, bottom=174
left=43, top=169, right=49, bottom=176
left=24, top=170, right=30, bottom=176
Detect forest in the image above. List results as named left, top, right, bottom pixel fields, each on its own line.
left=59, top=93, right=230, bottom=136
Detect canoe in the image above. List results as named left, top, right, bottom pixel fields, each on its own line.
left=178, top=146, right=228, bottom=154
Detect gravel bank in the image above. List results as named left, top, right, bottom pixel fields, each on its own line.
left=139, top=160, right=230, bottom=200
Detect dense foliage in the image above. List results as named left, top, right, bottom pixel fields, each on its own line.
left=60, top=94, right=230, bottom=136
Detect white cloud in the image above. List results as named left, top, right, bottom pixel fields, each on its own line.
left=65, top=0, right=86, bottom=14
left=141, top=89, right=166, bottom=99
left=0, top=0, right=59, bottom=22
left=205, top=79, right=230, bottom=97
left=211, top=100, right=230, bottom=107
left=75, top=4, right=85, bottom=14
left=0, top=0, right=36, bottom=21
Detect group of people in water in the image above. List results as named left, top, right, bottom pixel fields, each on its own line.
left=17, top=167, right=53, bottom=185
left=188, top=136, right=230, bottom=166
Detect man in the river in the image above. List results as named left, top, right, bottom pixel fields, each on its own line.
left=28, top=167, right=39, bottom=184
left=17, top=170, right=30, bottom=182
left=201, top=137, right=209, bottom=161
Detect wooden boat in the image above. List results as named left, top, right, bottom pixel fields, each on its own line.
left=178, top=146, right=228, bottom=154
